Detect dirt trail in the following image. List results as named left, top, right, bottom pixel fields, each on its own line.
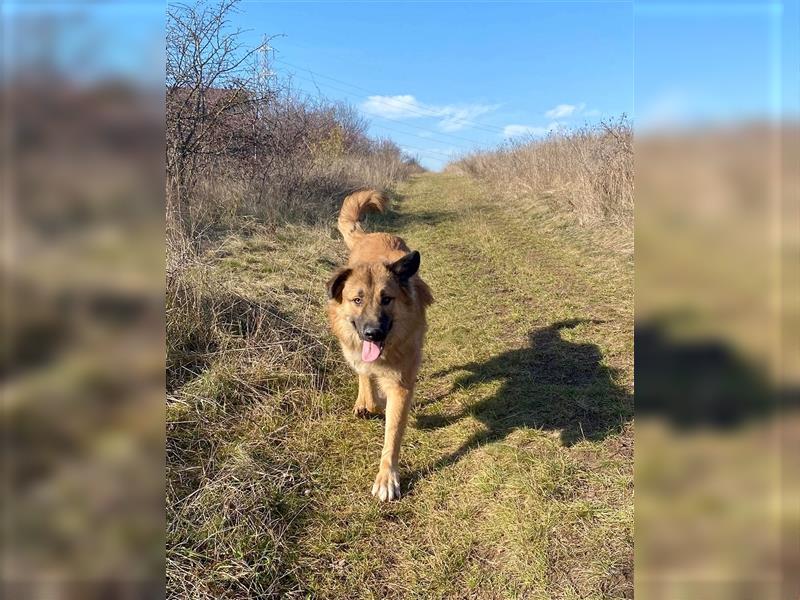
left=290, top=172, right=634, bottom=598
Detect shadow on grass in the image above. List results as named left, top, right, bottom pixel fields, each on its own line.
left=366, top=189, right=455, bottom=234
left=635, top=315, right=797, bottom=428
left=408, top=319, right=632, bottom=490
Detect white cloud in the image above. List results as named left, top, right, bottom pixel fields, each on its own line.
left=544, top=102, right=587, bottom=119
left=361, top=95, right=435, bottom=119
left=503, top=121, right=562, bottom=139
left=437, top=104, right=497, bottom=132
left=361, top=95, right=498, bottom=132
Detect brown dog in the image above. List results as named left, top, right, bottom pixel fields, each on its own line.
left=326, top=189, right=433, bottom=501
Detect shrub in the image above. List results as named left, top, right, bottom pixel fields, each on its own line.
left=166, top=0, right=423, bottom=252
left=448, top=117, right=632, bottom=229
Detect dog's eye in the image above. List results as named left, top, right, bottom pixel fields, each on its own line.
left=380, top=296, right=393, bottom=306
left=352, top=297, right=362, bottom=305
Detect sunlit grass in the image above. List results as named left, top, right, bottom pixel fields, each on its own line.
left=167, top=173, right=633, bottom=598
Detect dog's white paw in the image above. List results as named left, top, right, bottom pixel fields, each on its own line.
left=371, top=467, right=400, bottom=502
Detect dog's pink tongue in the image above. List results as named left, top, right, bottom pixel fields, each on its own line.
left=362, top=340, right=381, bottom=362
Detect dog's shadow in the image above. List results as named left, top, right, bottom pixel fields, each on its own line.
left=407, top=319, right=632, bottom=490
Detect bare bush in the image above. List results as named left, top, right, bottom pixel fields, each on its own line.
left=239, top=97, right=422, bottom=226
left=166, top=0, right=276, bottom=232
left=449, top=117, right=633, bottom=229
left=166, top=0, right=422, bottom=251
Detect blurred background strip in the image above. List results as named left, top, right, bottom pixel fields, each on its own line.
left=1, top=1, right=165, bottom=597
left=635, top=1, right=799, bottom=598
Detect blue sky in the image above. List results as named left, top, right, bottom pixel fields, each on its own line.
left=635, top=1, right=798, bottom=129
left=232, top=1, right=635, bottom=169
left=4, top=1, right=794, bottom=169
left=2, top=1, right=164, bottom=85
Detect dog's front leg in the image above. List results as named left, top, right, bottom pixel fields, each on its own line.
left=371, top=377, right=413, bottom=501
left=353, top=374, right=375, bottom=417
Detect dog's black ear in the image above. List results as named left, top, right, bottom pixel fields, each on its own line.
left=326, top=268, right=352, bottom=301
left=389, top=251, right=420, bottom=282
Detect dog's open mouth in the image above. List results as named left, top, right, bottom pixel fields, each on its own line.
left=361, top=340, right=384, bottom=362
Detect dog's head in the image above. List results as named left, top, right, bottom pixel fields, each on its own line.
left=326, top=251, right=420, bottom=362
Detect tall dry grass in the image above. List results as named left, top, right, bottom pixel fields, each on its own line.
left=449, top=117, right=633, bottom=229
left=166, top=260, right=340, bottom=598
left=166, top=98, right=423, bottom=255
left=165, top=7, right=425, bottom=591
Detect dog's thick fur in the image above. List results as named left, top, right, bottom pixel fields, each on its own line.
left=326, top=189, right=433, bottom=501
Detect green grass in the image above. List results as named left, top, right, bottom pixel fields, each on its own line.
left=167, top=173, right=633, bottom=599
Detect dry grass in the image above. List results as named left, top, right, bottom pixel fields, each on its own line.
left=449, top=117, right=633, bottom=231
left=165, top=173, right=633, bottom=599
left=243, top=146, right=423, bottom=227
left=165, top=9, right=430, bottom=588
left=166, top=228, right=348, bottom=598
left=167, top=139, right=422, bottom=255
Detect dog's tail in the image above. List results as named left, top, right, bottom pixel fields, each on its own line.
left=337, top=189, right=388, bottom=249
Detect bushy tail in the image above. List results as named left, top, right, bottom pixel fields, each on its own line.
left=337, top=189, right=388, bottom=249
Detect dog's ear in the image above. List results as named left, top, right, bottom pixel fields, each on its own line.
left=389, top=251, right=420, bottom=282
left=326, top=267, right=352, bottom=301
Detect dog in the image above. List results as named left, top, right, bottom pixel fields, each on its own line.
left=326, top=189, right=433, bottom=501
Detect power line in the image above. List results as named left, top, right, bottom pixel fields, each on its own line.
left=369, top=121, right=472, bottom=152
left=280, top=71, right=484, bottom=159
left=360, top=109, right=489, bottom=146
left=282, top=71, right=488, bottom=149
left=270, top=59, right=476, bottom=163
left=274, top=57, right=508, bottom=135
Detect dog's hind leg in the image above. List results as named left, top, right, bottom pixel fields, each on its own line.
left=353, top=375, right=383, bottom=418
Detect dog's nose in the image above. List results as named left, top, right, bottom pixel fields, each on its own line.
left=363, top=327, right=386, bottom=342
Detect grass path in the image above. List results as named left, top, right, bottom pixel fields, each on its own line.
left=169, top=173, right=633, bottom=599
